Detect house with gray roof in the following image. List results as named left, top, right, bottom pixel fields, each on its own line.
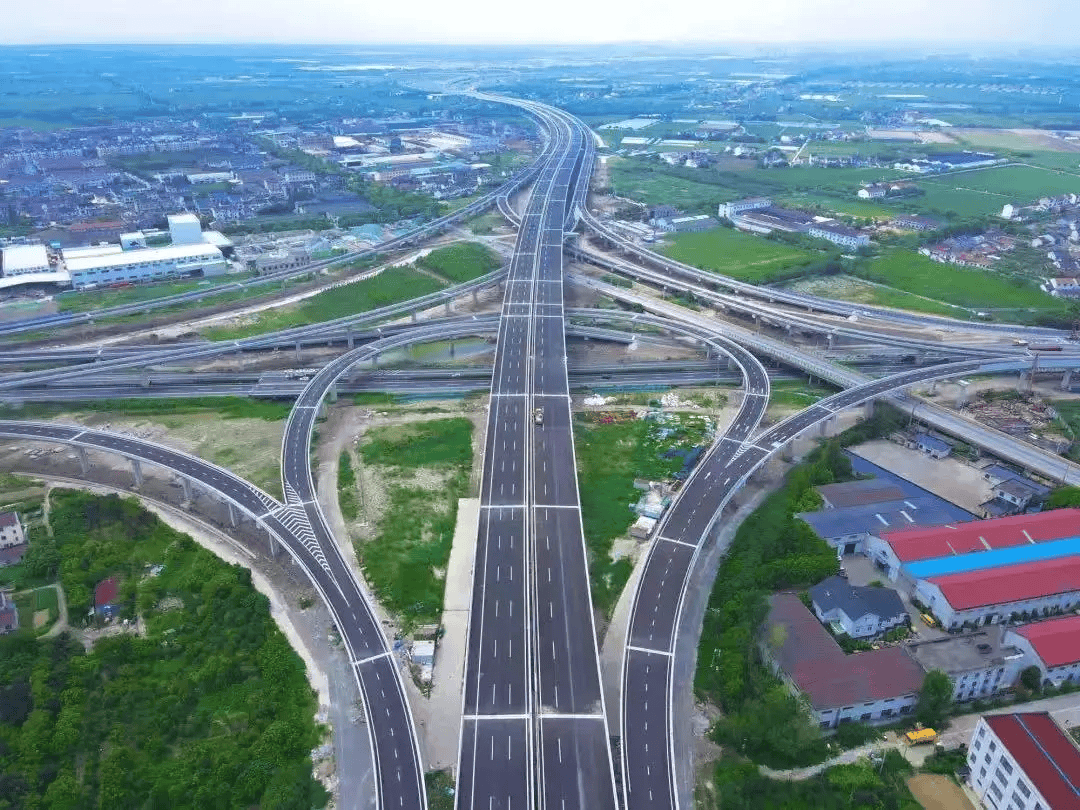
left=809, top=575, right=908, bottom=639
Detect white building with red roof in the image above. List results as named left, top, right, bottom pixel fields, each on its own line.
left=967, top=712, right=1080, bottom=810
left=1006, top=614, right=1080, bottom=688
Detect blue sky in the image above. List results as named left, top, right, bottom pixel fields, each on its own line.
left=4, top=0, right=1079, bottom=46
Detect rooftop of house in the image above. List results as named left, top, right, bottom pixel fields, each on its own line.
left=809, top=575, right=907, bottom=623
left=94, top=576, right=119, bottom=608
left=882, top=508, right=1080, bottom=564
left=906, top=625, right=1020, bottom=674
left=983, top=713, right=1080, bottom=809
left=929, top=555, right=1080, bottom=611
left=816, top=479, right=907, bottom=508
left=1012, top=614, right=1080, bottom=669
left=798, top=496, right=962, bottom=540
left=914, top=432, right=951, bottom=453
left=763, top=593, right=925, bottom=711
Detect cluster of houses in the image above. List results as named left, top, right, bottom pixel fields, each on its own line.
left=762, top=499, right=1080, bottom=731
left=918, top=231, right=1018, bottom=269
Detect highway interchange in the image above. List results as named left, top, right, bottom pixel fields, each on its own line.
left=1, top=92, right=1080, bottom=810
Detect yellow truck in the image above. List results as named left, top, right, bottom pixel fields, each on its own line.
left=904, top=728, right=938, bottom=745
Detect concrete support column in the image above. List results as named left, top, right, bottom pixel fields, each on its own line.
left=180, top=477, right=193, bottom=505
left=780, top=441, right=794, bottom=462
left=818, top=416, right=833, bottom=437
left=268, top=532, right=279, bottom=558
left=294, top=341, right=302, bottom=363
left=826, top=332, right=835, bottom=349
left=411, top=310, right=418, bottom=323
left=328, top=383, right=338, bottom=403
left=130, top=458, right=143, bottom=488
left=227, top=501, right=238, bottom=528
left=727, top=357, right=736, bottom=372
left=141, top=374, right=152, bottom=389
left=77, top=446, right=89, bottom=474
left=472, top=288, right=479, bottom=305
left=346, top=332, right=354, bottom=349
left=444, top=301, right=452, bottom=315
left=929, top=380, right=938, bottom=395
left=449, top=341, right=456, bottom=358
left=863, top=400, right=875, bottom=420
left=1062, top=369, right=1074, bottom=391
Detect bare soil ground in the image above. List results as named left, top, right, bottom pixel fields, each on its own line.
left=906, top=774, right=977, bottom=810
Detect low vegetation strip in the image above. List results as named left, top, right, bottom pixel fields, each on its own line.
left=574, top=410, right=714, bottom=617
left=8, top=396, right=292, bottom=423
left=204, top=265, right=445, bottom=340
left=358, top=418, right=473, bottom=626
left=695, top=408, right=908, bottom=769
left=0, top=490, right=326, bottom=809
left=338, top=451, right=360, bottom=521
left=416, top=242, right=502, bottom=283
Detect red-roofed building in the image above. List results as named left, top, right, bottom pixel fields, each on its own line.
left=916, top=556, right=1080, bottom=630
left=868, top=509, right=1080, bottom=579
left=762, top=593, right=925, bottom=729
left=1006, top=614, right=1080, bottom=687
left=94, top=576, right=120, bottom=618
left=968, top=712, right=1080, bottom=810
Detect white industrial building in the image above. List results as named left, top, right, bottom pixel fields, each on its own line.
left=65, top=243, right=226, bottom=289
left=1, top=244, right=50, bottom=276
left=717, top=197, right=772, bottom=220
left=967, top=712, right=1080, bottom=810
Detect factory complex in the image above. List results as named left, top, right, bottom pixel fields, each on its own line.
left=0, top=214, right=232, bottom=291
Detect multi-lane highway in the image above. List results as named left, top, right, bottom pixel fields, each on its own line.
left=456, top=93, right=618, bottom=810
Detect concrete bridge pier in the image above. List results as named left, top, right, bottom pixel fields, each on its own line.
left=445, top=301, right=453, bottom=315
left=780, top=440, right=794, bottom=462
left=449, top=341, right=456, bottom=358
left=130, top=458, right=143, bottom=488
left=826, top=333, right=835, bottom=349
left=180, top=477, right=193, bottom=506
left=472, top=288, right=479, bottom=305
left=411, top=310, right=418, bottom=323
left=267, top=531, right=279, bottom=558
left=863, top=400, right=875, bottom=420
left=818, top=415, right=834, bottom=437
left=294, top=341, right=302, bottom=363
left=328, top=383, right=338, bottom=403
left=1062, top=369, right=1074, bottom=391
left=141, top=374, right=152, bottom=389
left=957, top=381, right=970, bottom=409
left=227, top=501, right=238, bottom=528
left=346, top=332, right=354, bottom=349
left=77, top=446, right=89, bottom=474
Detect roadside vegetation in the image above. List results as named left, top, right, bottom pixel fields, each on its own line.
left=659, top=226, right=816, bottom=284
left=0, top=490, right=326, bottom=809
left=416, top=242, right=502, bottom=283
left=203, top=266, right=445, bottom=340
left=5, top=396, right=292, bottom=423
left=574, top=410, right=715, bottom=617
left=695, top=406, right=909, bottom=768
left=337, top=451, right=360, bottom=521
left=357, top=418, right=474, bottom=627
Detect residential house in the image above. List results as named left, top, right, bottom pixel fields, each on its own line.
left=716, top=197, right=771, bottom=220
left=915, top=433, right=951, bottom=459
left=967, top=712, right=1080, bottom=810
left=808, top=575, right=908, bottom=639
left=94, top=576, right=120, bottom=618
left=761, top=593, right=925, bottom=729
left=0, top=589, right=18, bottom=635
left=891, top=214, right=941, bottom=232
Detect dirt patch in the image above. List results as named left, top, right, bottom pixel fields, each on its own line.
left=906, top=774, right=976, bottom=810
left=32, top=609, right=49, bottom=629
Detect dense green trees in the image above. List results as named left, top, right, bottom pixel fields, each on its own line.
left=0, top=490, right=326, bottom=809
left=916, top=670, right=955, bottom=729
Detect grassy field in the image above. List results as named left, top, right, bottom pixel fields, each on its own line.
left=787, top=274, right=966, bottom=318
left=417, top=242, right=502, bottom=283
left=575, top=411, right=714, bottom=617
left=609, top=158, right=724, bottom=213
left=853, top=250, right=1068, bottom=314
left=659, top=227, right=814, bottom=283
left=1054, top=400, right=1080, bottom=462
left=54, top=273, right=255, bottom=314
left=14, top=585, right=60, bottom=634
left=6, top=396, right=292, bottom=423
left=941, top=164, right=1080, bottom=198
left=768, top=379, right=837, bottom=410
left=358, top=418, right=473, bottom=626
left=203, top=266, right=445, bottom=340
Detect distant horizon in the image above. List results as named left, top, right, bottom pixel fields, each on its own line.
left=2, top=39, right=1079, bottom=57
left=4, top=0, right=1079, bottom=51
